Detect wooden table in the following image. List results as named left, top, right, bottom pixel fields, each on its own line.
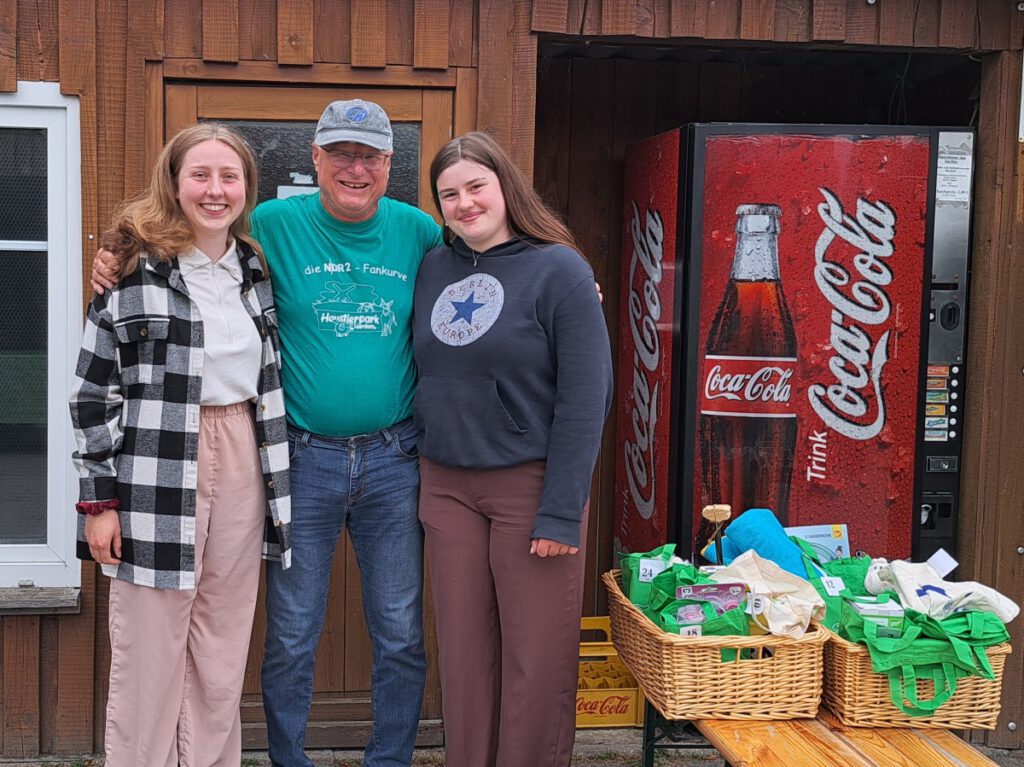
left=693, top=709, right=1000, bottom=767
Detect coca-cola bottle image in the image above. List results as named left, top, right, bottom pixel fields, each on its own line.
left=698, top=204, right=797, bottom=530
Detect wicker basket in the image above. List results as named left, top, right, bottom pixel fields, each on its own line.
left=821, top=628, right=1011, bottom=729
left=602, top=570, right=827, bottom=720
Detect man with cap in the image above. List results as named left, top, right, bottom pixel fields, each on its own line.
left=251, top=100, right=442, bottom=766
left=91, top=99, right=442, bottom=767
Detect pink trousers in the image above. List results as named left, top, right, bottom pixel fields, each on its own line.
left=419, top=457, right=588, bottom=767
left=103, top=403, right=266, bottom=767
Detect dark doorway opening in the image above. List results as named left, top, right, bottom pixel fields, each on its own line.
left=535, top=40, right=982, bottom=615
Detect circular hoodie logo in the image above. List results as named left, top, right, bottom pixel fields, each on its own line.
left=431, top=273, right=504, bottom=347
left=345, top=106, right=368, bottom=123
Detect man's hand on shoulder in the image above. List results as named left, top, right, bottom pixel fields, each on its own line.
left=91, top=248, right=126, bottom=295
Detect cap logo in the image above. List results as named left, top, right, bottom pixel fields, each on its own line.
left=345, top=106, right=369, bottom=123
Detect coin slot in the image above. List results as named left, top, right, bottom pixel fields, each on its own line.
left=939, top=302, right=960, bottom=330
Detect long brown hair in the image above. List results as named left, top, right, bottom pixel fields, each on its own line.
left=102, top=123, right=262, bottom=266
left=429, top=131, right=580, bottom=254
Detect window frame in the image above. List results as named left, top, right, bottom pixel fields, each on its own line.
left=0, top=81, right=82, bottom=588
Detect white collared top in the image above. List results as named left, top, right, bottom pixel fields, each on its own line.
left=178, top=241, right=261, bottom=406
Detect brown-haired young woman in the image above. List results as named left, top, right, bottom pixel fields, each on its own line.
left=413, top=131, right=613, bottom=767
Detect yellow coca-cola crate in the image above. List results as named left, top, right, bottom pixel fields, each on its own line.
left=577, top=616, right=644, bottom=728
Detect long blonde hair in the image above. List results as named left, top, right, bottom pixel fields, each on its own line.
left=101, top=123, right=262, bottom=265
left=429, top=131, right=581, bottom=254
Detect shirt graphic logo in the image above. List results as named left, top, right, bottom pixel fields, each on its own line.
left=313, top=281, right=396, bottom=337
left=431, top=273, right=504, bottom=346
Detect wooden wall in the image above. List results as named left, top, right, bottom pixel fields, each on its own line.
left=1, top=0, right=1023, bottom=757
left=529, top=0, right=1022, bottom=49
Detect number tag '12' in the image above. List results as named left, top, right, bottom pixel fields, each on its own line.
left=821, top=576, right=845, bottom=597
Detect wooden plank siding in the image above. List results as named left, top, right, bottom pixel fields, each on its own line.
left=387, top=0, right=414, bottom=66
left=240, top=0, right=278, bottom=60
left=0, top=0, right=15, bottom=92
left=811, top=0, right=845, bottom=41
left=773, top=0, right=809, bottom=43
left=476, top=0, right=512, bottom=139
left=414, top=0, right=450, bottom=70
left=2, top=0, right=1024, bottom=757
left=939, top=0, right=978, bottom=50
left=740, top=0, right=776, bottom=41
left=532, top=0, right=569, bottom=32
left=351, top=0, right=387, bottom=67
left=204, top=0, right=240, bottom=64
left=2, top=617, right=40, bottom=758
left=705, top=0, right=741, bottom=39
left=313, top=0, right=349, bottom=63
left=959, top=50, right=1024, bottom=751
left=124, top=0, right=163, bottom=198
left=15, top=0, right=58, bottom=83
left=602, top=0, right=637, bottom=35
left=164, top=0, right=202, bottom=58
left=878, top=0, right=915, bottom=48
left=448, top=0, right=475, bottom=67
left=278, top=0, right=314, bottom=65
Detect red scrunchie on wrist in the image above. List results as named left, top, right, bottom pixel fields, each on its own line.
left=75, top=499, right=120, bottom=516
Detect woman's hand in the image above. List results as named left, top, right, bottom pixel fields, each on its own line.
left=84, top=509, right=122, bottom=564
left=530, top=538, right=579, bottom=558
left=91, top=248, right=124, bottom=295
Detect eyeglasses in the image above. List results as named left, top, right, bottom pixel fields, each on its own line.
left=322, top=148, right=389, bottom=171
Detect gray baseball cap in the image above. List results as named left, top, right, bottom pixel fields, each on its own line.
left=314, top=99, right=393, bottom=152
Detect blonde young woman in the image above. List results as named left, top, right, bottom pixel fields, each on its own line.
left=69, top=123, right=291, bottom=767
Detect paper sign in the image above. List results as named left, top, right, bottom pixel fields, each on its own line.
left=821, top=576, right=846, bottom=597
left=927, top=547, right=958, bottom=578
left=638, top=558, right=668, bottom=583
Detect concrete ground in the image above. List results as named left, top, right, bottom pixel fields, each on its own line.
left=2, top=727, right=1022, bottom=766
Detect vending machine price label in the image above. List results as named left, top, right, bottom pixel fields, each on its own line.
left=638, top=558, right=668, bottom=583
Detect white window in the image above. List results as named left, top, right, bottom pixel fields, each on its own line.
left=0, top=82, right=82, bottom=589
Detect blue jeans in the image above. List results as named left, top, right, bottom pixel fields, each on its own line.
left=261, top=419, right=426, bottom=767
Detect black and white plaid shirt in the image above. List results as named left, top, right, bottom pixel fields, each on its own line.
left=70, top=242, right=292, bottom=589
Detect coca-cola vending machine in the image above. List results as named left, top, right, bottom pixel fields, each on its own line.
left=614, top=125, right=974, bottom=563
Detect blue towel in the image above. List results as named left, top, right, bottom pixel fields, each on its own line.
left=702, top=508, right=807, bottom=577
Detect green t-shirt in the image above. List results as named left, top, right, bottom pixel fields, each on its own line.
left=252, top=192, right=442, bottom=437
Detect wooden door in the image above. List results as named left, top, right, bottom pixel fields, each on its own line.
left=164, top=84, right=451, bottom=749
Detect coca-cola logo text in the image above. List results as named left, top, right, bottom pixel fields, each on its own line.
left=704, top=363, right=793, bottom=403
left=808, top=188, right=895, bottom=440
left=576, top=694, right=633, bottom=716
left=699, top=355, right=796, bottom=417
left=623, top=202, right=664, bottom=521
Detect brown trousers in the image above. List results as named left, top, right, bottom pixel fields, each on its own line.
left=419, top=456, right=588, bottom=767
left=103, top=403, right=266, bottom=767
